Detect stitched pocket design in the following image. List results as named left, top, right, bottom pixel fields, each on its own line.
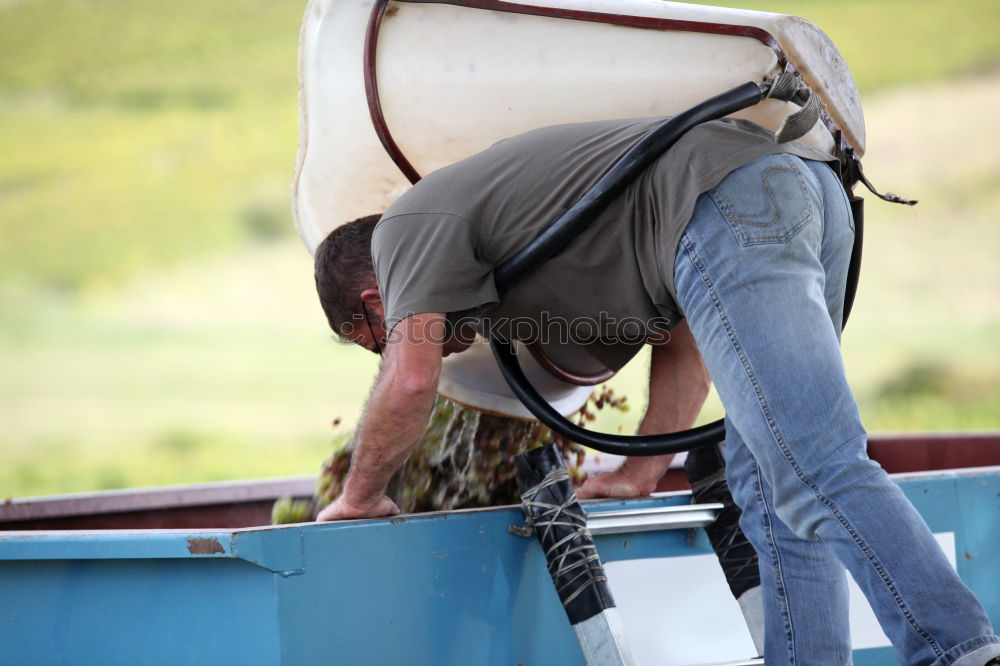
left=709, top=155, right=815, bottom=246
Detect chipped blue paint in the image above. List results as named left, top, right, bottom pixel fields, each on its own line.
left=0, top=530, right=234, bottom=561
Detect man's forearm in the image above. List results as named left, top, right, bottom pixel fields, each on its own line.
left=615, top=322, right=711, bottom=490
left=338, top=313, right=448, bottom=510
left=342, top=363, right=439, bottom=507
left=641, top=321, right=711, bottom=433
left=564, top=322, right=713, bottom=500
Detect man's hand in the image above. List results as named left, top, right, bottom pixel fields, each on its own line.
left=577, top=321, right=711, bottom=501
left=577, top=469, right=650, bottom=499
left=576, top=455, right=670, bottom=499
left=316, top=494, right=400, bottom=522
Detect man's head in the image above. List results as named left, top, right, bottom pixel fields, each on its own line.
left=314, top=214, right=386, bottom=353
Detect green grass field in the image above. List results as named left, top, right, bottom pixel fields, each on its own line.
left=1, top=0, right=999, bottom=498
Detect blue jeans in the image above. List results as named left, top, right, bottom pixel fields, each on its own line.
left=673, top=153, right=1000, bottom=665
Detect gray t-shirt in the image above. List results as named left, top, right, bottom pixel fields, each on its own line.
left=372, top=117, right=833, bottom=371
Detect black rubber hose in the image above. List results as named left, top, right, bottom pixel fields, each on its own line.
left=494, top=201, right=861, bottom=456
left=842, top=196, right=864, bottom=326
left=493, top=337, right=726, bottom=456
left=493, top=81, right=765, bottom=292
left=490, top=79, right=863, bottom=455
left=490, top=81, right=766, bottom=455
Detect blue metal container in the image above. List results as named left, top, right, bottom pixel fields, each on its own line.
left=1, top=467, right=997, bottom=665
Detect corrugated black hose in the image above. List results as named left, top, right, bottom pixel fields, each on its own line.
left=490, top=77, right=862, bottom=456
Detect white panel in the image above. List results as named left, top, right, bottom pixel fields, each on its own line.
left=603, top=533, right=957, bottom=664
left=605, top=554, right=758, bottom=664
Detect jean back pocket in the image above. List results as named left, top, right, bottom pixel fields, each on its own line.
left=709, top=153, right=819, bottom=246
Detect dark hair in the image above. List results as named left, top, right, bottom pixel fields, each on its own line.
left=314, top=214, right=381, bottom=337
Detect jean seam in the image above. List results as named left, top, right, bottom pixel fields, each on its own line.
left=751, top=458, right=797, bottom=663
left=678, top=232, right=944, bottom=660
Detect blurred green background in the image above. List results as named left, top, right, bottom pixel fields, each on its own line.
left=1, top=0, right=999, bottom=497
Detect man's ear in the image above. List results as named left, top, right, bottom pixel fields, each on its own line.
left=359, top=288, right=382, bottom=306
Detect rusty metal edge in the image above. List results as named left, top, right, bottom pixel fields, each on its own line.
left=1, top=464, right=996, bottom=539
left=0, top=475, right=315, bottom=522
left=2, top=435, right=997, bottom=524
